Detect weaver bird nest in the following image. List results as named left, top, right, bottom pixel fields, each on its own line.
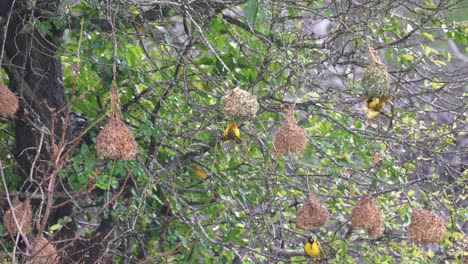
left=96, top=116, right=138, bottom=160
left=26, top=234, right=58, bottom=264
left=297, top=193, right=329, bottom=230
left=351, top=194, right=384, bottom=238
left=273, top=106, right=308, bottom=156
left=361, top=46, right=390, bottom=98
left=408, top=208, right=446, bottom=245
left=221, top=87, right=259, bottom=118
left=0, top=80, right=19, bottom=117
left=2, top=198, right=32, bottom=237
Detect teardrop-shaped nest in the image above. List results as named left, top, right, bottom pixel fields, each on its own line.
left=297, top=193, right=329, bottom=230
left=0, top=82, right=19, bottom=117
left=361, top=47, right=390, bottom=98
left=96, top=117, right=138, bottom=160
left=273, top=107, right=307, bottom=156
left=351, top=193, right=384, bottom=237
left=221, top=87, right=259, bottom=119
left=408, top=208, right=446, bottom=245
left=2, top=198, right=33, bottom=237
left=26, top=234, right=58, bottom=264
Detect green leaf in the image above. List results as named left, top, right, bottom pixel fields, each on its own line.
left=421, top=32, right=435, bottom=41
left=400, top=53, right=415, bottom=61
left=244, top=0, right=257, bottom=23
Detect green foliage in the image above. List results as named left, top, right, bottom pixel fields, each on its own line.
left=0, top=0, right=466, bottom=263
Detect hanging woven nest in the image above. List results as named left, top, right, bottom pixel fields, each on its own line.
left=221, top=87, right=259, bottom=119
left=361, top=45, right=390, bottom=98
left=296, top=193, right=329, bottom=230
left=96, top=80, right=137, bottom=160
left=273, top=105, right=308, bottom=156
left=408, top=208, right=446, bottom=245
left=351, top=193, right=384, bottom=238
left=26, top=234, right=58, bottom=264
left=0, top=79, right=19, bottom=117
left=2, top=198, right=33, bottom=237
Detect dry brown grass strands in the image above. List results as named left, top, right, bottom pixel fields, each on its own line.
left=0, top=80, right=19, bottom=117
left=408, top=208, right=446, bottom=245
left=96, top=116, right=137, bottom=160
left=273, top=106, right=308, bottom=156
left=26, top=234, right=58, bottom=264
left=297, top=193, right=329, bottom=230
left=96, top=80, right=137, bottom=160
left=221, top=87, right=259, bottom=118
left=351, top=193, right=384, bottom=237
left=2, top=198, right=33, bottom=237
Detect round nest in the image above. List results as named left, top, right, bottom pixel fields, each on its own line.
left=0, top=82, right=19, bottom=117
left=2, top=198, right=32, bottom=237
left=297, top=193, right=329, bottom=230
left=273, top=108, right=307, bottom=156
left=221, top=87, right=259, bottom=118
left=408, top=208, right=446, bottom=245
left=351, top=193, right=384, bottom=237
left=26, top=234, right=58, bottom=264
left=96, top=116, right=138, bottom=160
left=361, top=47, right=390, bottom=98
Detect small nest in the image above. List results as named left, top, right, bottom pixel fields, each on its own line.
left=96, top=116, right=138, bottom=160
left=221, top=87, right=259, bottom=118
left=0, top=81, right=19, bottom=117
left=408, top=208, right=446, bottom=245
left=351, top=194, right=384, bottom=238
left=26, top=234, right=58, bottom=264
left=273, top=106, right=308, bottom=156
left=361, top=46, right=390, bottom=98
left=297, top=193, right=329, bottom=230
left=2, top=198, right=32, bottom=237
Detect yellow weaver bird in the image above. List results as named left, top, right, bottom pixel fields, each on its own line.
left=191, top=165, right=207, bottom=179
left=220, top=121, right=242, bottom=144
left=304, top=236, right=325, bottom=258
left=365, top=95, right=390, bottom=120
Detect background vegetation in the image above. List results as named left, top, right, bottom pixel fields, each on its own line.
left=0, top=0, right=466, bottom=263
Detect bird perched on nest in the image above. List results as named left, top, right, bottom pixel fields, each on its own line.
left=220, top=121, right=242, bottom=144
left=365, top=95, right=390, bottom=120
left=304, top=236, right=325, bottom=259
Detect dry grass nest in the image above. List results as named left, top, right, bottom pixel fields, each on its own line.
left=2, top=198, right=32, bottom=237
left=26, top=234, right=58, bottom=264
left=0, top=82, right=19, bottom=117
left=408, top=208, right=446, bottom=245
left=221, top=87, right=259, bottom=118
left=96, top=116, right=138, bottom=160
left=273, top=107, right=307, bottom=156
left=297, top=193, right=329, bottom=230
left=351, top=194, right=384, bottom=237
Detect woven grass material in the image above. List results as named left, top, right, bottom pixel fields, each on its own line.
left=96, top=116, right=137, bottom=160
left=0, top=80, right=19, bottom=117
left=361, top=46, right=390, bottom=98
left=221, top=87, right=259, bottom=118
left=408, top=208, right=446, bottom=245
left=2, top=198, right=32, bottom=237
left=26, top=234, right=58, bottom=264
left=96, top=80, right=137, bottom=160
left=351, top=194, right=384, bottom=237
left=297, top=193, right=329, bottom=230
left=273, top=105, right=308, bottom=156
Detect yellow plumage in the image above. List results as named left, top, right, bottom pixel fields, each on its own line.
left=365, top=95, right=390, bottom=120
left=191, top=165, right=207, bottom=179
left=304, top=237, right=325, bottom=258
left=221, top=121, right=242, bottom=144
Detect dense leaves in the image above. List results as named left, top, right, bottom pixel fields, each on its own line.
left=0, top=0, right=466, bottom=263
